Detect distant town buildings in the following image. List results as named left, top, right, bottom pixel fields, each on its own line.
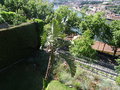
left=106, top=13, right=120, bottom=20
left=54, top=0, right=120, bottom=20
left=78, top=0, right=109, bottom=1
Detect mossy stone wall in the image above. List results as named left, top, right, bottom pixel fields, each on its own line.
left=0, top=22, right=43, bottom=68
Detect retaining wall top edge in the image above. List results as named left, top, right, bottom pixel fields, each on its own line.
left=0, top=22, right=34, bottom=31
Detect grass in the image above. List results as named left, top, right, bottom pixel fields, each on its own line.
left=0, top=50, right=49, bottom=90
left=52, top=61, right=120, bottom=90
left=46, top=80, right=76, bottom=90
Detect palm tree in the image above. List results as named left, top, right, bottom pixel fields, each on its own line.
left=44, top=13, right=76, bottom=81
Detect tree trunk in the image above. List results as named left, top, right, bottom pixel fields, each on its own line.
left=102, top=43, right=106, bottom=52
left=113, top=47, right=117, bottom=56
left=42, top=47, right=55, bottom=90
left=45, top=47, right=55, bottom=80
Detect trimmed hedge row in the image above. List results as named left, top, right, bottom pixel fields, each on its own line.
left=0, top=22, right=43, bottom=68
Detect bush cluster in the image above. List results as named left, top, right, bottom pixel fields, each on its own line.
left=0, top=11, right=26, bottom=25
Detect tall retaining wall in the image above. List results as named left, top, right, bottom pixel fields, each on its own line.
left=0, top=22, right=43, bottom=68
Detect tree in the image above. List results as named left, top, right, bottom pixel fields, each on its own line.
left=109, top=20, right=120, bottom=56
left=70, top=30, right=97, bottom=60
left=54, top=6, right=81, bottom=35
left=3, top=0, right=54, bottom=21
left=110, top=30, right=120, bottom=56
left=79, top=13, right=111, bottom=40
left=79, top=13, right=112, bottom=52
left=23, top=0, right=54, bottom=20
left=4, top=0, right=27, bottom=12
left=44, top=11, right=76, bottom=82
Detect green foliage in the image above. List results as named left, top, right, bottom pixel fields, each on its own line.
left=35, top=1, right=54, bottom=20
left=53, top=61, right=120, bottom=90
left=110, top=20, right=120, bottom=32
left=46, top=80, right=76, bottom=90
left=32, top=19, right=43, bottom=23
left=44, top=11, right=76, bottom=79
left=116, top=76, right=120, bottom=85
left=53, top=62, right=90, bottom=89
left=115, top=59, right=120, bottom=73
left=41, top=31, right=47, bottom=48
left=0, top=15, right=5, bottom=24
left=54, top=6, right=81, bottom=34
left=3, top=0, right=54, bottom=21
left=0, top=11, right=26, bottom=25
left=44, top=15, right=66, bottom=47
left=44, top=6, right=78, bottom=82
left=4, top=0, right=27, bottom=12
left=55, top=39, right=71, bottom=49
left=24, top=0, right=53, bottom=20
left=108, top=20, right=120, bottom=55
left=70, top=30, right=97, bottom=60
left=58, top=52, right=76, bottom=77
left=112, top=30, right=120, bottom=47
left=79, top=13, right=111, bottom=42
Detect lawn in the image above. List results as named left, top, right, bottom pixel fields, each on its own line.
left=46, top=80, right=76, bottom=90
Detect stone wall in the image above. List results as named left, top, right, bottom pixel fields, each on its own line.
left=0, top=22, right=43, bottom=68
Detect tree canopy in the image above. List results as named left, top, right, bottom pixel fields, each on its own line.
left=79, top=13, right=111, bottom=42
left=108, top=20, right=120, bottom=56
left=70, top=30, right=97, bottom=60
left=1, top=0, right=54, bottom=21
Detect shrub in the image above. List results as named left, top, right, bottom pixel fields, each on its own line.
left=53, top=61, right=120, bottom=90
left=115, top=59, right=120, bottom=73
left=70, top=30, right=97, bottom=60
left=116, top=76, right=120, bottom=85
left=3, top=0, right=54, bottom=21
left=0, top=11, right=26, bottom=25
left=0, top=15, right=5, bottom=24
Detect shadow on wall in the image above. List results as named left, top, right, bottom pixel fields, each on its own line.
left=0, top=22, right=43, bottom=69
left=0, top=50, right=49, bottom=90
